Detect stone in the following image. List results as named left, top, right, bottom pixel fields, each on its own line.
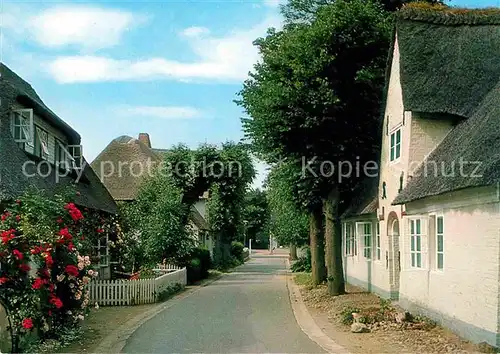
left=351, top=322, right=369, bottom=333
left=394, top=311, right=407, bottom=323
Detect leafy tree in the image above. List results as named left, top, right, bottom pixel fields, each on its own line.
left=238, top=0, right=392, bottom=292
left=242, top=188, right=269, bottom=247
left=266, top=163, right=309, bottom=260
left=128, top=173, right=193, bottom=265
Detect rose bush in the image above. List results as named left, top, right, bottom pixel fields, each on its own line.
left=0, top=190, right=105, bottom=350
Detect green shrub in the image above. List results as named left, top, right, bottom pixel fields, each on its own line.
left=291, top=247, right=311, bottom=272
left=156, top=283, right=184, bottom=302
left=230, top=241, right=245, bottom=263
left=341, top=306, right=361, bottom=325
left=179, top=247, right=212, bottom=284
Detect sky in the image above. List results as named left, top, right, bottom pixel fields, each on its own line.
left=1, top=0, right=498, bottom=189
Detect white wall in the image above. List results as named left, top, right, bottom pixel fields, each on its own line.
left=400, top=186, right=500, bottom=345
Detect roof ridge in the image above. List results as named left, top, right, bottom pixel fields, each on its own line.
left=398, top=5, right=500, bottom=26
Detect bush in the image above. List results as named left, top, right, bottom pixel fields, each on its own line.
left=179, top=247, right=212, bottom=284
left=230, top=241, right=245, bottom=263
left=291, top=247, right=311, bottom=272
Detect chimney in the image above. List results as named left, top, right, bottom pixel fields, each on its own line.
left=138, top=133, right=151, bottom=148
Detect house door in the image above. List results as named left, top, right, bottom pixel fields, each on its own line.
left=390, top=218, right=401, bottom=299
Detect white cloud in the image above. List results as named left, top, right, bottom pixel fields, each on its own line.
left=115, top=105, right=203, bottom=119
left=47, top=15, right=282, bottom=84
left=181, top=26, right=210, bottom=38
left=28, top=6, right=140, bottom=50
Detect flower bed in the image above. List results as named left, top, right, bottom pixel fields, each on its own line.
left=0, top=190, right=107, bottom=351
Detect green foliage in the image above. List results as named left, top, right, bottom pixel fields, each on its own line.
left=267, top=163, right=309, bottom=246
left=291, top=247, right=312, bottom=273
left=242, top=188, right=269, bottom=246
left=126, top=174, right=193, bottom=266
left=340, top=306, right=362, bottom=325
left=230, top=241, right=245, bottom=263
left=156, top=283, right=184, bottom=302
left=178, top=247, right=212, bottom=284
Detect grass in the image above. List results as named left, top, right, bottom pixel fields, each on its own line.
left=294, top=272, right=313, bottom=287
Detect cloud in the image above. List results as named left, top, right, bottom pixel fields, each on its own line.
left=47, top=15, right=282, bottom=84
left=115, top=105, right=204, bottom=119
left=181, top=26, right=210, bottom=38
left=28, top=6, right=141, bottom=50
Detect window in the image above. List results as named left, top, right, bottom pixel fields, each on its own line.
left=390, top=128, right=401, bottom=162
left=410, top=219, right=423, bottom=268
left=11, top=109, right=34, bottom=145
left=376, top=222, right=381, bottom=261
left=96, top=233, right=109, bottom=267
left=34, top=126, right=49, bottom=159
left=436, top=216, right=444, bottom=270
left=345, top=223, right=356, bottom=256
left=68, top=145, right=83, bottom=170
left=357, top=222, right=372, bottom=259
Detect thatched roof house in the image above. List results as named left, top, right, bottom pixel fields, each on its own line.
left=91, top=134, right=208, bottom=230
left=0, top=64, right=117, bottom=214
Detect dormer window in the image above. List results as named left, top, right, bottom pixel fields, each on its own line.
left=11, top=109, right=34, bottom=146
left=56, top=141, right=83, bottom=171
left=34, top=126, right=49, bottom=159
left=390, top=128, right=401, bottom=162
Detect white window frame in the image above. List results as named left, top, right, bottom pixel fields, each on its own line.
left=96, top=233, right=109, bottom=267
left=11, top=109, right=34, bottom=145
left=344, top=223, right=356, bottom=257
left=436, top=216, right=444, bottom=271
left=390, top=126, right=402, bottom=162
left=35, top=126, right=49, bottom=158
left=409, top=218, right=423, bottom=268
left=68, top=145, right=83, bottom=170
left=357, top=222, right=373, bottom=260
left=376, top=222, right=381, bottom=261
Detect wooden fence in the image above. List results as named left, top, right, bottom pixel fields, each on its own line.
left=88, top=267, right=187, bottom=306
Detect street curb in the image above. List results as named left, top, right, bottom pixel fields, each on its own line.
left=91, top=274, right=223, bottom=353
left=285, top=259, right=351, bottom=354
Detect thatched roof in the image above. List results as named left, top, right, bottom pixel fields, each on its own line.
left=0, top=64, right=80, bottom=144
left=0, top=64, right=117, bottom=214
left=91, top=136, right=161, bottom=201
left=392, top=7, right=500, bottom=204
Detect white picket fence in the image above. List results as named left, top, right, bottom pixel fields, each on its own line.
left=88, top=267, right=187, bottom=306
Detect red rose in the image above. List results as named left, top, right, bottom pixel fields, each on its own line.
left=32, top=278, right=45, bottom=290
left=1, top=229, right=15, bottom=245
left=50, top=297, right=63, bottom=309
left=15, top=215, right=21, bottom=222
left=12, top=249, right=23, bottom=260
left=22, top=318, right=33, bottom=330
left=65, top=265, right=79, bottom=277
left=48, top=283, right=55, bottom=292
left=0, top=277, right=9, bottom=285
left=96, top=228, right=104, bottom=233
left=1, top=212, right=10, bottom=221
left=45, top=254, right=54, bottom=268
left=68, top=242, right=76, bottom=252
left=19, top=264, right=31, bottom=272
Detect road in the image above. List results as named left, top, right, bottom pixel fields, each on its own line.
left=123, top=251, right=324, bottom=353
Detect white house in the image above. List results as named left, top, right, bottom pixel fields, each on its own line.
left=342, top=7, right=500, bottom=347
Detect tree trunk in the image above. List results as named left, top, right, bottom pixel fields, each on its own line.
left=289, top=244, right=298, bottom=260
left=324, top=187, right=346, bottom=295
left=310, top=207, right=326, bottom=285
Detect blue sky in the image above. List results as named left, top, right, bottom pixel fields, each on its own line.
left=1, top=0, right=498, bottom=188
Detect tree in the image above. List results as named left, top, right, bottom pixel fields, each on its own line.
left=242, top=188, right=269, bottom=248
left=129, top=173, right=193, bottom=265
left=238, top=0, right=392, bottom=293
left=266, top=163, right=309, bottom=260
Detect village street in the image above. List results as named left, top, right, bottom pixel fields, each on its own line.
left=122, top=251, right=324, bottom=353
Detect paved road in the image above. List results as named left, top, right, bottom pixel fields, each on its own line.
left=123, top=253, right=324, bottom=353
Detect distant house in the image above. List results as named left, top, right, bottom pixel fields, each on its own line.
left=342, top=7, right=500, bottom=347
left=91, top=134, right=213, bottom=254
left=0, top=64, right=118, bottom=279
